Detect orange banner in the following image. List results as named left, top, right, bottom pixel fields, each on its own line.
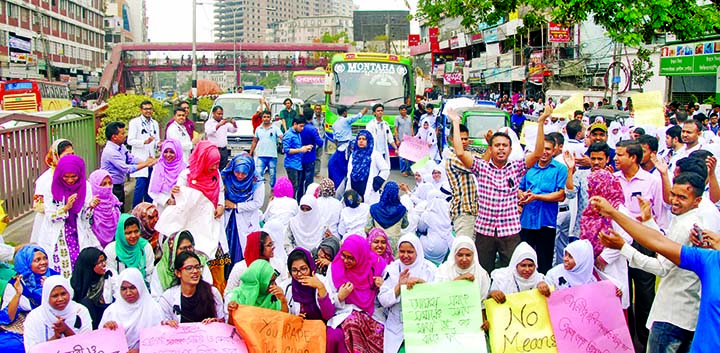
left=232, top=305, right=327, bottom=353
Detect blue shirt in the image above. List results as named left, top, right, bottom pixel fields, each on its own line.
left=254, top=124, right=283, bottom=158
left=680, top=246, right=720, bottom=353
left=101, top=141, right=139, bottom=184
left=332, top=112, right=363, bottom=144
left=300, top=122, right=324, bottom=164
left=511, top=113, right=526, bottom=131
left=520, top=159, right=568, bottom=229
left=282, top=129, right=304, bottom=171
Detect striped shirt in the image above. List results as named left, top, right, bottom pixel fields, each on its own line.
left=471, top=158, right=528, bottom=237
left=445, top=149, right=478, bottom=219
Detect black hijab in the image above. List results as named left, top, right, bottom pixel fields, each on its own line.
left=70, top=248, right=110, bottom=302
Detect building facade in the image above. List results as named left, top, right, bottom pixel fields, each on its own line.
left=215, top=0, right=316, bottom=44
left=269, top=15, right=353, bottom=44
left=353, top=10, right=410, bottom=43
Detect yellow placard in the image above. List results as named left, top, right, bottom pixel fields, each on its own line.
left=631, top=91, right=665, bottom=128
left=551, top=93, right=584, bottom=120
left=484, top=289, right=558, bottom=353
left=0, top=200, right=7, bottom=234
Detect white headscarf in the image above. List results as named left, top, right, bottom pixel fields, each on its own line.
left=100, top=268, right=163, bottom=349
left=416, top=117, right=437, bottom=145
left=608, top=121, right=623, bottom=148
left=490, top=242, right=545, bottom=294
left=498, top=127, right=525, bottom=161
left=387, top=234, right=436, bottom=283
left=437, top=236, right=491, bottom=297
left=288, top=194, right=325, bottom=250
left=556, top=239, right=595, bottom=288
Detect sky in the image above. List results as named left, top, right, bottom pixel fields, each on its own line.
left=146, top=0, right=418, bottom=44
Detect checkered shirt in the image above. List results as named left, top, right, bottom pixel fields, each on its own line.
left=472, top=157, right=528, bottom=237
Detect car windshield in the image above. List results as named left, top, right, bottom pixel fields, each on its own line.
left=331, top=61, right=408, bottom=114
left=466, top=114, right=507, bottom=139
left=214, top=98, right=258, bottom=119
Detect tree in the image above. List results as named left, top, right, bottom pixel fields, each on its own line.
left=96, top=94, right=168, bottom=145
left=197, top=96, right=214, bottom=113
left=259, top=72, right=283, bottom=89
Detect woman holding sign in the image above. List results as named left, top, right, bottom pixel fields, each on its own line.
left=488, top=242, right=551, bottom=304
left=379, top=234, right=437, bottom=353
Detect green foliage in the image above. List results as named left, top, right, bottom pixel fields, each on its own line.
left=96, top=94, right=168, bottom=145
left=631, top=47, right=655, bottom=89
left=321, top=31, right=351, bottom=44
left=259, top=72, right=283, bottom=89
left=703, top=96, right=716, bottom=105
left=197, top=97, right=214, bottom=113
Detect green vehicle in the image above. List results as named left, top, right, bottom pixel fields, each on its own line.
left=454, top=106, right=511, bottom=154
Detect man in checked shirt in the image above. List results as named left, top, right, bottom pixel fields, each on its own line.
left=448, top=105, right=552, bottom=273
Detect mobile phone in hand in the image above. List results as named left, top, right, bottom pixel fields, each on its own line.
left=693, top=224, right=704, bottom=245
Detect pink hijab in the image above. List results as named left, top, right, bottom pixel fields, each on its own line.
left=580, top=169, right=625, bottom=257
left=273, top=176, right=294, bottom=198
left=330, top=235, right=380, bottom=314
left=367, top=228, right=394, bottom=269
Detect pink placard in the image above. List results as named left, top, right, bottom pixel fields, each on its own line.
left=140, top=322, right=249, bottom=353
left=29, top=327, right=128, bottom=353
left=547, top=280, right=634, bottom=353
left=398, top=135, right=431, bottom=162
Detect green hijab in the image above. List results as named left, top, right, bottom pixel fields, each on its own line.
left=156, top=230, right=208, bottom=291
left=115, top=213, right=150, bottom=278
left=230, top=260, right=280, bottom=310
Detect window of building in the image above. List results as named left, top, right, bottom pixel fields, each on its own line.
left=7, top=3, right=18, bottom=18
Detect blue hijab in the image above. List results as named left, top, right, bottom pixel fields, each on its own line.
left=13, top=245, right=58, bottom=307
left=222, top=154, right=260, bottom=203
left=350, top=130, right=374, bottom=183
left=369, top=181, right=407, bottom=229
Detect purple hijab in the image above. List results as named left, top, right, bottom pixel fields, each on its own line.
left=52, top=155, right=87, bottom=216
left=88, top=169, right=121, bottom=247
left=368, top=228, right=394, bottom=271
left=149, top=139, right=186, bottom=194
left=287, top=247, right=323, bottom=320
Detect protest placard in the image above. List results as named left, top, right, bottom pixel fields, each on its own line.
left=410, top=156, right=430, bottom=173
left=401, top=280, right=487, bottom=353
left=29, top=327, right=128, bottom=353
left=232, top=305, right=326, bottom=353
left=399, top=135, right=431, bottom=162
left=484, top=289, right=558, bottom=353
left=631, top=91, right=665, bottom=128
left=139, top=322, right=247, bottom=353
left=547, top=280, right=633, bottom=353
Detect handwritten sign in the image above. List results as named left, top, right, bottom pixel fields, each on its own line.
left=547, top=281, right=633, bottom=353
left=232, top=305, right=326, bottom=353
left=139, top=322, right=248, bottom=353
left=401, top=280, right=487, bottom=353
left=399, top=135, right=431, bottom=162
left=484, top=289, right=558, bottom=353
left=631, top=91, right=665, bottom=128
left=29, top=327, right=128, bottom=353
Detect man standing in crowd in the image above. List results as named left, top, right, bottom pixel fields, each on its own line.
left=519, top=135, right=568, bottom=274
left=394, top=104, right=414, bottom=177
left=328, top=106, right=368, bottom=188
left=679, top=120, right=704, bottom=160
left=280, top=98, right=298, bottom=133
left=300, top=105, right=323, bottom=198
left=165, top=100, right=195, bottom=137
left=166, top=107, right=193, bottom=163
left=445, top=123, right=478, bottom=239
left=283, top=118, right=312, bottom=200
left=662, top=125, right=683, bottom=170
left=311, top=104, right=325, bottom=177
left=638, top=135, right=660, bottom=178
left=250, top=110, right=283, bottom=188
left=366, top=104, right=397, bottom=166
left=449, top=105, right=552, bottom=273
left=204, top=106, right=237, bottom=170
left=565, top=120, right=587, bottom=161
left=101, top=122, right=156, bottom=212
left=510, top=107, right=527, bottom=136
left=127, top=100, right=159, bottom=208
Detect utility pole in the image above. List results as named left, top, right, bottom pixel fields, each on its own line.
left=191, top=0, right=198, bottom=121
left=385, top=13, right=391, bottom=54
left=609, top=42, right=621, bottom=107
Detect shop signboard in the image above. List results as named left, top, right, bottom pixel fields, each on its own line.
left=548, top=23, right=570, bottom=43
left=660, top=40, right=720, bottom=76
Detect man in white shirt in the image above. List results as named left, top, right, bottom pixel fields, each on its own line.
left=204, top=106, right=237, bottom=169
left=601, top=172, right=705, bottom=351
left=366, top=103, right=397, bottom=165
left=127, top=100, right=160, bottom=207
left=166, top=107, right=193, bottom=164
left=311, top=104, right=325, bottom=176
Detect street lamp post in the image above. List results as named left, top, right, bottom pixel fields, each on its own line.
left=191, top=0, right=197, bottom=120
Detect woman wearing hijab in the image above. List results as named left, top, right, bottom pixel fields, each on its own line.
left=100, top=268, right=163, bottom=353
left=417, top=189, right=454, bottom=264
left=104, top=214, right=155, bottom=285
left=150, top=231, right=212, bottom=299
left=436, top=236, right=491, bottom=298
left=38, top=154, right=98, bottom=278
left=222, top=154, right=265, bottom=265
left=31, top=139, right=74, bottom=244
left=607, top=121, right=623, bottom=149
left=159, top=251, right=224, bottom=324
left=379, top=234, right=437, bottom=353
left=579, top=169, right=632, bottom=309
left=545, top=239, right=597, bottom=289
left=23, top=276, right=92, bottom=350
left=347, top=130, right=390, bottom=205
left=325, top=235, right=385, bottom=353
left=131, top=202, right=162, bottom=264
left=287, top=195, right=326, bottom=253
left=317, top=178, right=342, bottom=238
left=314, top=236, right=341, bottom=276
left=70, top=248, right=115, bottom=329
left=88, top=169, right=121, bottom=248
left=148, top=139, right=187, bottom=214
left=224, top=231, right=277, bottom=308
left=339, top=190, right=370, bottom=238
left=227, top=260, right=288, bottom=314
left=488, top=242, right=550, bottom=305
left=368, top=228, right=394, bottom=268
left=0, top=246, right=57, bottom=351
left=367, top=182, right=409, bottom=255
left=415, top=118, right=439, bottom=161
left=263, top=176, right=299, bottom=228
left=280, top=248, right=347, bottom=353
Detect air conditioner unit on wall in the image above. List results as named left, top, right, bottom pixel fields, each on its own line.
left=591, top=77, right=605, bottom=87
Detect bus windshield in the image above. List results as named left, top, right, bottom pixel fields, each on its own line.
left=293, top=76, right=325, bottom=101
left=466, top=114, right=507, bottom=138
left=214, top=97, right=258, bottom=119
left=331, top=62, right=408, bottom=113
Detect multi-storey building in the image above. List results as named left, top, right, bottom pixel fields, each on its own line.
left=269, top=15, right=353, bottom=44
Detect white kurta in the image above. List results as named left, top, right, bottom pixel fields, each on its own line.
left=166, top=121, right=193, bottom=164
left=158, top=285, right=225, bottom=322
left=223, top=181, right=265, bottom=254
left=30, top=168, right=54, bottom=244
left=104, top=241, right=156, bottom=285
left=338, top=203, right=370, bottom=238
left=317, top=196, right=342, bottom=237
left=262, top=196, right=298, bottom=229
left=127, top=115, right=160, bottom=178
left=346, top=151, right=390, bottom=206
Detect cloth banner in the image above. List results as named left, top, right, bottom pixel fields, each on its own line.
left=401, top=280, right=488, bottom=353
left=547, top=280, right=633, bottom=352
left=552, top=93, right=584, bottom=120
left=29, top=327, right=128, bottom=353
left=139, top=322, right=247, bottom=353
left=484, top=289, right=558, bottom=353
left=631, top=91, right=665, bottom=128
left=232, top=305, right=326, bottom=353
left=399, top=135, right=431, bottom=162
